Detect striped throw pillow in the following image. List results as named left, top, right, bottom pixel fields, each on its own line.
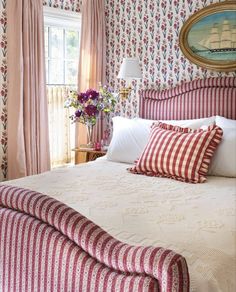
left=129, top=122, right=223, bottom=183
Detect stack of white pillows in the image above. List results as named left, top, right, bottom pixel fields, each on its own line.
left=107, top=116, right=236, bottom=178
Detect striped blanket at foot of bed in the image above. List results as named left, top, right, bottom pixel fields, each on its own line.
left=0, top=185, right=189, bottom=292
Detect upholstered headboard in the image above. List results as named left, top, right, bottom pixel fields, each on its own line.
left=139, top=77, right=236, bottom=120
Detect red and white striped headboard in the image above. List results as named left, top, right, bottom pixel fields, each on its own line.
left=140, top=77, right=236, bottom=120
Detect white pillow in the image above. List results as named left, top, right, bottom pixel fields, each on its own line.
left=137, top=116, right=216, bottom=130
left=106, top=117, right=149, bottom=164
left=208, top=116, right=236, bottom=177
left=215, top=116, right=236, bottom=128
left=107, top=116, right=216, bottom=164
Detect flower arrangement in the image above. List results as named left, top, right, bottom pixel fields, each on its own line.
left=65, top=84, right=116, bottom=147
left=65, top=85, right=116, bottom=125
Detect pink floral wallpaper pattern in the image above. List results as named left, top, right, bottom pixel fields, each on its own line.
left=1, top=0, right=236, bottom=180
left=43, top=0, right=82, bottom=12
left=0, top=0, right=7, bottom=181
left=105, top=0, right=236, bottom=120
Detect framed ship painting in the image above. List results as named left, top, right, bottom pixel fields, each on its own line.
left=180, top=1, right=236, bottom=72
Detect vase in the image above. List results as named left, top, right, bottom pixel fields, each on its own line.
left=86, top=123, right=94, bottom=148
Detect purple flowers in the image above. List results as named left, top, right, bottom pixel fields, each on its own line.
left=77, top=93, right=88, bottom=103
left=65, top=85, right=116, bottom=126
left=85, top=105, right=98, bottom=116
left=75, top=109, right=82, bottom=118
left=85, top=89, right=99, bottom=100
left=77, top=89, right=99, bottom=103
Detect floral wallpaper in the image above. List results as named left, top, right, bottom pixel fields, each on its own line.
left=0, top=0, right=7, bottom=181
left=1, top=0, right=236, bottom=180
left=43, top=0, right=82, bottom=12
left=105, top=0, right=236, bottom=120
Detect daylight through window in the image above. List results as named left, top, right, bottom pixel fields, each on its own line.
left=44, top=7, right=81, bottom=168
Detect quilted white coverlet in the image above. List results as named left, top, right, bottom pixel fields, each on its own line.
left=6, top=158, right=236, bottom=292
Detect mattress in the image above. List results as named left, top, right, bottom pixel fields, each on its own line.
left=5, top=158, right=236, bottom=292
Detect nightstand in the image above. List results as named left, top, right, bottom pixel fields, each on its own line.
left=72, top=148, right=107, bottom=165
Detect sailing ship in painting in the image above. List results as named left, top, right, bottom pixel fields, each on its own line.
left=198, top=20, right=236, bottom=53
left=190, top=17, right=236, bottom=61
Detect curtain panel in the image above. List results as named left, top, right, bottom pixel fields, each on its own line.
left=6, top=0, right=50, bottom=179
left=77, top=0, right=106, bottom=146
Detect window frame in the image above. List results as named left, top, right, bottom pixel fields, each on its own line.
left=44, top=7, right=81, bottom=86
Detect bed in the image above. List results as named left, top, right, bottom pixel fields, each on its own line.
left=1, top=77, right=236, bottom=292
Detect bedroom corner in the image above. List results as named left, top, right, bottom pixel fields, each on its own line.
left=0, top=0, right=235, bottom=291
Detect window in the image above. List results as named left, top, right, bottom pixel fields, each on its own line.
left=44, top=7, right=81, bottom=168
left=44, top=7, right=81, bottom=85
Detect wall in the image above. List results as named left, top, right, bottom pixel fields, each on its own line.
left=0, top=0, right=7, bottom=181
left=1, top=0, right=236, bottom=180
left=105, top=0, right=236, bottom=120
left=43, top=0, right=81, bottom=12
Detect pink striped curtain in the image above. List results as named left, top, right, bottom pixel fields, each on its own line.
left=77, top=0, right=106, bottom=146
left=6, top=0, right=50, bottom=179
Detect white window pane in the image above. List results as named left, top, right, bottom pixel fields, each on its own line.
left=49, top=60, right=64, bottom=84
left=44, top=26, right=49, bottom=58
left=50, top=27, right=64, bottom=58
left=46, top=59, right=49, bottom=84
left=65, top=61, right=77, bottom=85
left=65, top=30, right=79, bottom=59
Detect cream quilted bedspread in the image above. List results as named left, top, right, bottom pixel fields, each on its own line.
left=6, top=158, right=236, bottom=292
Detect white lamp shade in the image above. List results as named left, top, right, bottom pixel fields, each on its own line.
left=117, top=58, right=142, bottom=80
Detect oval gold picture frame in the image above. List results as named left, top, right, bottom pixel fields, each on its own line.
left=179, top=1, right=236, bottom=72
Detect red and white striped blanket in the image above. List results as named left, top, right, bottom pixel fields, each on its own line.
left=0, top=185, right=189, bottom=292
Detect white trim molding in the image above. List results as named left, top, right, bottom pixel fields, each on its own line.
left=44, top=6, right=81, bottom=30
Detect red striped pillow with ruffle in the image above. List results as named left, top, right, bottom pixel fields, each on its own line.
left=129, top=122, right=223, bottom=183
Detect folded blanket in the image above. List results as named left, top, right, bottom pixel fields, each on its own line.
left=0, top=185, right=189, bottom=292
